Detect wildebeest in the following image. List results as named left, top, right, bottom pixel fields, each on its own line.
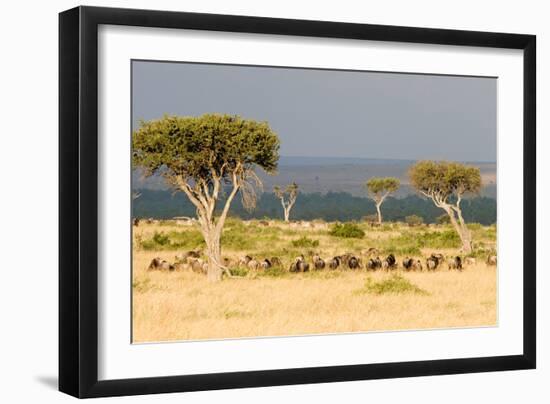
left=175, top=250, right=201, bottom=263
left=239, top=255, right=253, bottom=267
left=147, top=257, right=175, bottom=271
left=247, top=259, right=260, bottom=270
left=260, top=258, right=272, bottom=269
left=312, top=255, right=326, bottom=270
left=290, top=255, right=310, bottom=272
left=338, top=253, right=361, bottom=269
left=132, top=218, right=140, bottom=226
left=328, top=256, right=341, bottom=270
left=403, top=257, right=412, bottom=270
left=413, top=259, right=423, bottom=271
left=188, top=257, right=207, bottom=274
left=447, top=256, right=463, bottom=271
left=486, top=255, right=497, bottom=266
left=399, top=258, right=422, bottom=271
left=347, top=255, right=361, bottom=269
left=382, top=254, right=397, bottom=270
left=426, top=253, right=444, bottom=270
left=367, top=257, right=382, bottom=270
left=270, top=257, right=282, bottom=267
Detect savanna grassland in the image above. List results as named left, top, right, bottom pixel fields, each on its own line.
left=132, top=219, right=497, bottom=343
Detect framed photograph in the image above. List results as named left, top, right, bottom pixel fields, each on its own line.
left=59, top=6, right=536, bottom=398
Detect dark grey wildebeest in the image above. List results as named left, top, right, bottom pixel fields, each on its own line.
left=382, top=254, right=397, bottom=270
left=367, top=257, right=382, bottom=270
left=328, top=256, right=341, bottom=270
left=312, top=255, right=326, bottom=270
left=147, top=257, right=175, bottom=271
left=447, top=256, right=463, bottom=271
left=260, top=258, right=272, bottom=269
left=290, top=255, right=310, bottom=272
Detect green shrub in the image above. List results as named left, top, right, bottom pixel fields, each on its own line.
left=405, top=215, right=424, bottom=227
left=140, top=231, right=172, bottom=250
left=329, top=222, right=365, bottom=238
left=355, top=275, right=428, bottom=295
left=382, top=245, right=422, bottom=256
left=417, top=229, right=461, bottom=248
left=229, top=267, right=249, bottom=277
left=140, top=230, right=205, bottom=251
left=291, top=236, right=320, bottom=248
left=221, top=227, right=257, bottom=250
left=152, top=231, right=170, bottom=245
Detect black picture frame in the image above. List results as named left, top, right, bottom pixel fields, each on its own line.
left=59, top=5, right=536, bottom=398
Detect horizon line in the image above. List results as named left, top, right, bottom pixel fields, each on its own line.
left=278, top=155, right=497, bottom=165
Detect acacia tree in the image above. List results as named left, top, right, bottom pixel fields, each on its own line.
left=133, top=114, right=280, bottom=281
left=409, top=161, right=481, bottom=253
left=273, top=182, right=299, bottom=222
left=365, top=177, right=400, bottom=225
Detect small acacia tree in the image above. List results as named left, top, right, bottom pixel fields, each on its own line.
left=273, top=182, right=299, bottom=222
left=365, top=177, right=400, bottom=225
left=409, top=160, right=481, bottom=253
left=133, top=114, right=280, bottom=281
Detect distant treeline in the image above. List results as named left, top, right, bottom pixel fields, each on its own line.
left=133, top=189, right=497, bottom=225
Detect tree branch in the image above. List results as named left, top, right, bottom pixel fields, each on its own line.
left=216, top=165, right=241, bottom=233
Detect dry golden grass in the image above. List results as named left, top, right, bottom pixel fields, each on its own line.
left=132, top=221, right=496, bottom=343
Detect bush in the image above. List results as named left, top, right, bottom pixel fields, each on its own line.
left=437, top=214, right=451, bottom=224
left=140, top=231, right=172, bottom=250
left=355, top=275, right=428, bottom=295
left=229, top=267, right=249, bottom=277
left=418, top=230, right=460, bottom=248
left=329, top=222, right=365, bottom=239
left=152, top=231, right=170, bottom=245
left=291, top=236, right=319, bottom=248
left=382, top=245, right=422, bottom=256
left=140, top=230, right=205, bottom=251
left=405, top=215, right=424, bottom=227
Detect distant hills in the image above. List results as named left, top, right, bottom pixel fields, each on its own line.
left=133, top=156, right=497, bottom=199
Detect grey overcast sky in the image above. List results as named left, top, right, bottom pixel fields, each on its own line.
left=132, top=60, right=497, bottom=162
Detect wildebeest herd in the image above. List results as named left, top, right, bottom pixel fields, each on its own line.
left=146, top=248, right=497, bottom=275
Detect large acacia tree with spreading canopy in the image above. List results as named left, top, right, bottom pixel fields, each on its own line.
left=409, top=160, right=481, bottom=253
left=365, top=177, right=400, bottom=225
left=133, top=114, right=280, bottom=281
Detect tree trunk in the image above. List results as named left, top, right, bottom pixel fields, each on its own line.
left=284, top=207, right=290, bottom=222
left=375, top=202, right=383, bottom=225
left=203, top=227, right=223, bottom=282
left=444, top=207, right=472, bottom=254
left=453, top=206, right=473, bottom=254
